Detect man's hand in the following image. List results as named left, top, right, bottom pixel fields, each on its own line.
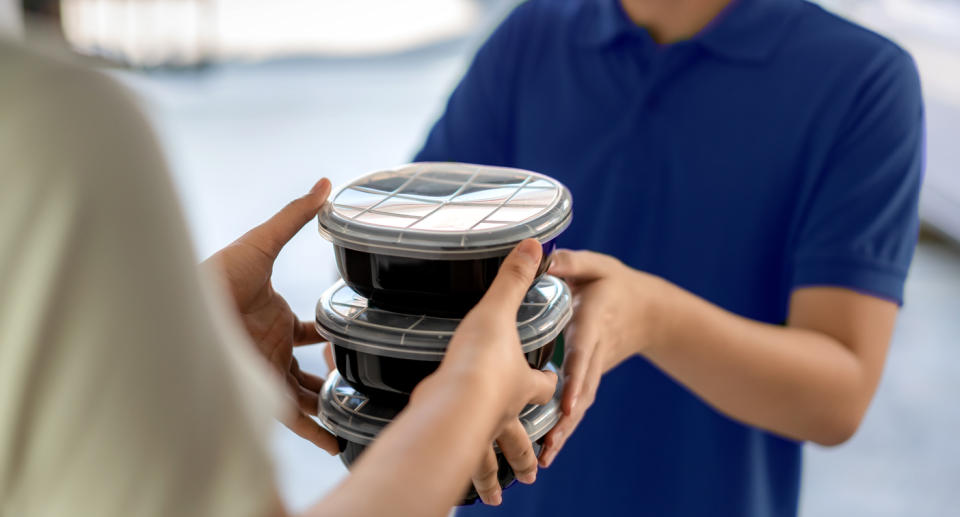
left=537, top=249, right=667, bottom=467
left=204, top=178, right=338, bottom=454
left=537, top=248, right=899, bottom=464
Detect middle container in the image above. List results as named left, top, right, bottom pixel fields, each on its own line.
left=315, top=274, right=572, bottom=404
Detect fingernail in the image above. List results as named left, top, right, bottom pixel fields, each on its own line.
left=543, top=449, right=557, bottom=468
left=570, top=396, right=578, bottom=413
left=547, top=250, right=563, bottom=270
left=309, top=178, right=328, bottom=194
left=547, top=256, right=559, bottom=273
left=491, top=491, right=502, bottom=505
left=543, top=432, right=562, bottom=467
left=517, top=239, right=540, bottom=263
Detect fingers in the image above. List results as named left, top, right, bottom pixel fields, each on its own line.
left=471, top=447, right=503, bottom=506
left=239, top=178, right=332, bottom=260
left=539, top=416, right=569, bottom=469
left=284, top=408, right=339, bottom=454
left=286, top=358, right=337, bottom=454
left=322, top=342, right=335, bottom=373
left=288, top=370, right=320, bottom=415
left=475, top=239, right=543, bottom=316
left=559, top=306, right=601, bottom=416
left=291, top=359, right=327, bottom=393
left=540, top=348, right=603, bottom=468
left=526, top=368, right=558, bottom=407
left=547, top=249, right=615, bottom=282
left=294, top=320, right=324, bottom=346
left=497, top=419, right=538, bottom=485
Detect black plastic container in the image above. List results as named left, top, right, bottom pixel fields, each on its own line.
left=315, top=275, right=571, bottom=404
left=319, top=365, right=563, bottom=506
left=317, top=162, right=572, bottom=317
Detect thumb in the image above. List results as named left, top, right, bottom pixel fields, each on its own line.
left=475, top=239, right=543, bottom=313
left=239, top=178, right=332, bottom=260
left=526, top=368, right=559, bottom=406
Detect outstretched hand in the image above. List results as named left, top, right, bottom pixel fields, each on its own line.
left=538, top=249, right=664, bottom=468
left=437, top=239, right=559, bottom=505
left=204, top=178, right=338, bottom=454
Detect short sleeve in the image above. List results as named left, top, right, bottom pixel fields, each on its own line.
left=0, top=46, right=285, bottom=517
left=413, top=2, right=533, bottom=165
left=791, top=47, right=924, bottom=304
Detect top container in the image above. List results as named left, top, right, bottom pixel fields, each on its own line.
left=317, top=162, right=573, bottom=317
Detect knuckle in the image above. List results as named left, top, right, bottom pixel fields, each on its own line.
left=475, top=467, right=500, bottom=485
left=509, top=446, right=533, bottom=463
left=295, top=390, right=314, bottom=409
left=581, top=392, right=596, bottom=410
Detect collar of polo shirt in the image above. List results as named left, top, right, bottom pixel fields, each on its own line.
left=578, top=0, right=804, bottom=63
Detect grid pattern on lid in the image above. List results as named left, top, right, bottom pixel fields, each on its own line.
left=331, top=164, right=559, bottom=234
left=331, top=384, right=397, bottom=423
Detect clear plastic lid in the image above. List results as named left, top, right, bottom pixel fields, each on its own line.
left=315, top=275, right=572, bottom=360
left=317, top=162, right=573, bottom=259
left=319, top=364, right=562, bottom=446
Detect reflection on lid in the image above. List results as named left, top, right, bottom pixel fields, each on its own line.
left=330, top=164, right=559, bottom=233
left=331, top=383, right=397, bottom=423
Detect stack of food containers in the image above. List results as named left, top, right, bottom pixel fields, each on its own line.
left=314, top=162, right=573, bottom=505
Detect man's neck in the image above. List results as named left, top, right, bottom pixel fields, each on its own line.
left=619, top=0, right=735, bottom=44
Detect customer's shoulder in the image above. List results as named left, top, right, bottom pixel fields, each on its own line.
left=1, top=41, right=161, bottom=187
left=1, top=41, right=124, bottom=118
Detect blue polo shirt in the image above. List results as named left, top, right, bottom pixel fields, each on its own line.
left=415, top=0, right=924, bottom=515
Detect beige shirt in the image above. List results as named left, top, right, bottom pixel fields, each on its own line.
left=0, top=41, right=285, bottom=517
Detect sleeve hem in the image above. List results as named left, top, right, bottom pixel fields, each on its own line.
left=791, top=256, right=907, bottom=305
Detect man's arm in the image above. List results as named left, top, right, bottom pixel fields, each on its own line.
left=646, top=284, right=896, bottom=445
left=538, top=251, right=895, bottom=472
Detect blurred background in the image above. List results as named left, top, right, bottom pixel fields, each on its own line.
left=5, top=0, right=959, bottom=515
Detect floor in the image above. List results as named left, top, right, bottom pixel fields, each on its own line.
left=114, top=24, right=960, bottom=516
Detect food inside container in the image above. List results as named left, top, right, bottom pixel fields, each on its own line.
left=315, top=275, right=571, bottom=404
left=317, top=162, right=572, bottom=317
left=318, top=364, right=563, bottom=506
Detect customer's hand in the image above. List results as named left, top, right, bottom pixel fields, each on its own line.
left=423, top=239, right=559, bottom=505
left=204, top=178, right=338, bottom=454
left=537, top=249, right=667, bottom=467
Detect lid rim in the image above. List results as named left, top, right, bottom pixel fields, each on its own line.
left=319, top=208, right=572, bottom=260
left=319, top=365, right=562, bottom=446
left=314, top=277, right=572, bottom=360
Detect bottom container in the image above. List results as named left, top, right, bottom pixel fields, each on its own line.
left=318, top=364, right=562, bottom=506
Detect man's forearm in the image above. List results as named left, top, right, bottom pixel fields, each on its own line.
left=642, top=281, right=888, bottom=445
left=308, top=369, right=501, bottom=517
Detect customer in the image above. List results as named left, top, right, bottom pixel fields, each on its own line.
left=416, top=0, right=924, bottom=515
left=0, top=40, right=555, bottom=517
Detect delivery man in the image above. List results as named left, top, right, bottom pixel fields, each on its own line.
left=415, top=0, right=924, bottom=515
